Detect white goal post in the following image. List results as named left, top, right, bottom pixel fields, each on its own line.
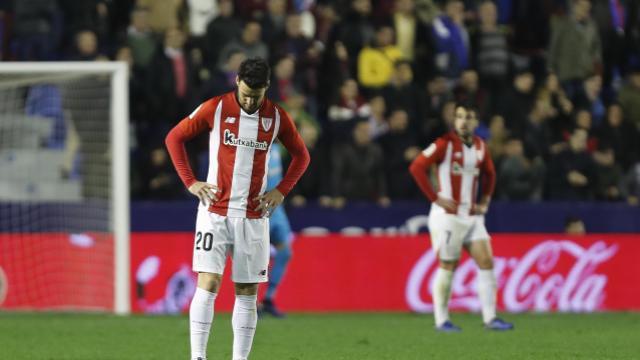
left=0, top=62, right=130, bottom=314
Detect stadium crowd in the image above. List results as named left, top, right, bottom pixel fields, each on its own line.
left=2, top=0, right=640, bottom=206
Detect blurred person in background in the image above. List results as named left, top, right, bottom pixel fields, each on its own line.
left=498, top=68, right=535, bottom=136
left=199, top=49, right=246, bottom=101
left=204, top=0, right=242, bottom=69
left=536, top=72, right=574, bottom=139
left=423, top=75, right=453, bottom=126
left=357, top=25, right=404, bottom=92
left=453, top=69, right=488, bottom=122
left=497, top=137, right=545, bottom=201
left=377, top=109, right=421, bottom=199
left=260, top=0, right=287, bottom=45
left=58, top=0, right=111, bottom=51
left=367, top=95, right=390, bottom=140
left=258, top=142, right=294, bottom=318
left=409, top=103, right=513, bottom=331
left=548, top=0, right=602, bottom=98
left=328, top=78, right=371, bottom=145
left=382, top=59, right=425, bottom=130
left=597, top=103, right=640, bottom=172
left=267, top=55, right=301, bottom=103
left=140, top=147, right=183, bottom=199
left=431, top=0, right=470, bottom=82
left=136, top=0, right=183, bottom=34
left=12, top=0, right=60, bottom=60
left=68, top=30, right=105, bottom=61
left=326, top=0, right=375, bottom=76
left=546, top=128, right=597, bottom=200
left=617, top=67, right=640, bottom=130
left=147, top=27, right=198, bottom=135
left=564, top=216, right=587, bottom=234
left=421, top=99, right=456, bottom=145
left=574, top=74, right=606, bottom=127
left=471, top=0, right=510, bottom=116
left=331, top=120, right=389, bottom=209
left=217, top=20, right=269, bottom=69
left=126, top=6, right=158, bottom=68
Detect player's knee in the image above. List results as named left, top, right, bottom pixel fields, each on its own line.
left=197, top=272, right=222, bottom=292
left=439, top=259, right=458, bottom=271
left=476, top=257, right=494, bottom=270
left=235, top=282, right=258, bottom=295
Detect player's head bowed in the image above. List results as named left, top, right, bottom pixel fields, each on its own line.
left=238, top=57, right=271, bottom=90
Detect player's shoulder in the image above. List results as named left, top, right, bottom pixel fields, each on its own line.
left=435, top=132, right=457, bottom=146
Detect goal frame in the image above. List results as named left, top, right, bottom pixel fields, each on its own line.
left=0, top=62, right=130, bottom=314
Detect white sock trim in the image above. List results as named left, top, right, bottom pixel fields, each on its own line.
left=232, top=295, right=258, bottom=360
left=190, top=288, right=217, bottom=360
left=432, top=268, right=454, bottom=326
left=477, top=269, right=497, bottom=324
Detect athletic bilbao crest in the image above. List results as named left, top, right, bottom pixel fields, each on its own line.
left=261, top=117, right=273, bottom=131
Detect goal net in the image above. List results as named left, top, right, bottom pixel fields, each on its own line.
left=0, top=62, right=129, bottom=314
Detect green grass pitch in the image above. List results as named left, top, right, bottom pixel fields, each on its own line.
left=1, top=312, right=639, bottom=359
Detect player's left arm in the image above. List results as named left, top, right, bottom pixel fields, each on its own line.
left=474, top=144, right=496, bottom=215
left=255, top=109, right=311, bottom=215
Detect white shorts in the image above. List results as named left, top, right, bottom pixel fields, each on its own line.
left=193, top=209, right=270, bottom=283
left=428, top=213, right=490, bottom=261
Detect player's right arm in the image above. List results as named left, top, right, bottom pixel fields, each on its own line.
left=165, top=100, right=219, bottom=205
left=408, top=138, right=456, bottom=212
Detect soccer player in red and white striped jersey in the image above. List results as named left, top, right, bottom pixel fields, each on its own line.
left=409, top=103, right=513, bottom=332
left=165, top=57, right=310, bottom=360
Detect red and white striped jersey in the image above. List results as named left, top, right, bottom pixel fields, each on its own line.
left=165, top=91, right=309, bottom=219
left=409, top=132, right=496, bottom=217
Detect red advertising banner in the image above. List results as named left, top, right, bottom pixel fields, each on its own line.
left=130, top=233, right=640, bottom=313
left=0, top=233, right=114, bottom=311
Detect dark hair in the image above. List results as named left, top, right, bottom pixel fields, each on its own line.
left=238, top=57, right=270, bottom=89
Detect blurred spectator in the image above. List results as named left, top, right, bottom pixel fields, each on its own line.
left=471, top=0, right=510, bottom=115
left=453, top=69, right=488, bottom=122
left=497, top=137, right=545, bottom=201
left=318, top=40, right=351, bottom=110
left=377, top=109, right=421, bottom=199
left=522, top=98, right=557, bottom=161
left=357, top=25, right=403, bottom=91
left=12, top=0, right=60, bottom=60
left=382, top=60, right=424, bottom=129
left=331, top=121, right=389, bottom=208
left=126, top=6, right=158, bottom=68
left=140, top=147, right=183, bottom=198
left=548, top=0, right=602, bottom=97
left=617, top=68, right=640, bottom=130
left=186, top=0, right=218, bottom=38
left=58, top=0, right=110, bottom=51
left=147, top=27, right=197, bottom=130
left=367, top=95, right=389, bottom=139
left=537, top=72, right=574, bottom=138
left=487, top=114, right=508, bottom=164
left=327, top=0, right=375, bottom=76
left=217, top=20, right=269, bottom=69
left=565, top=216, right=587, bottom=234
left=423, top=75, right=452, bottom=124
left=431, top=0, right=470, bottom=80
left=626, top=163, right=640, bottom=205
left=260, top=0, right=287, bottom=45
left=421, top=99, right=456, bottom=145
left=288, top=121, right=330, bottom=207
left=390, top=0, right=428, bottom=64
left=115, top=46, right=151, bottom=138
left=574, top=74, right=606, bottom=126
left=415, top=0, right=440, bottom=24
left=547, top=128, right=597, bottom=200
left=137, top=0, right=183, bottom=34
left=593, top=146, right=624, bottom=201
left=268, top=55, right=301, bottom=103
left=68, top=30, right=104, bottom=61
left=271, top=12, right=322, bottom=96
left=281, top=91, right=320, bottom=133
left=199, top=49, right=246, bottom=101
left=204, top=0, right=242, bottom=69
left=328, top=78, right=371, bottom=145
left=498, top=69, right=535, bottom=136
left=598, top=103, right=640, bottom=171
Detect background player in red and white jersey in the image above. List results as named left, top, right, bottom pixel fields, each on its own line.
left=409, top=103, right=513, bottom=332
left=165, top=57, right=310, bottom=360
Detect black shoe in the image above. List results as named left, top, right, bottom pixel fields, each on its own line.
left=260, top=299, right=286, bottom=318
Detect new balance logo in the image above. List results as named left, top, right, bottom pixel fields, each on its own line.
left=223, top=129, right=268, bottom=151
left=225, top=116, right=236, bottom=124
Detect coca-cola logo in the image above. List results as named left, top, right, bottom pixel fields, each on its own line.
left=406, top=240, right=618, bottom=313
